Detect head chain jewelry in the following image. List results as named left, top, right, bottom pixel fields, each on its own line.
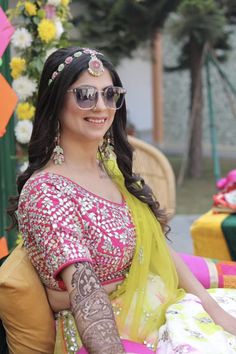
left=48, top=48, right=104, bottom=86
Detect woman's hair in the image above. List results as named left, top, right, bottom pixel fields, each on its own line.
left=7, top=46, right=169, bottom=234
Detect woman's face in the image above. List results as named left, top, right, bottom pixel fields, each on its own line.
left=59, top=68, right=116, bottom=145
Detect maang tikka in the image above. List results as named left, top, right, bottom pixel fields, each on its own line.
left=48, top=48, right=104, bottom=86
left=51, top=122, right=64, bottom=165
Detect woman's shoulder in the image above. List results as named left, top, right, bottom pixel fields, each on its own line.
left=18, top=172, right=82, bottom=223
left=19, top=172, right=77, bottom=205
left=22, top=171, right=64, bottom=191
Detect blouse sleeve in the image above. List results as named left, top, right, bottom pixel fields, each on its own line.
left=20, top=179, right=92, bottom=282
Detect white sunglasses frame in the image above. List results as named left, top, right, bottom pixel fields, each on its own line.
left=67, top=85, right=126, bottom=110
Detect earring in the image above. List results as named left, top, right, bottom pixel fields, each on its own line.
left=99, top=131, right=114, bottom=160
left=51, top=122, right=64, bottom=165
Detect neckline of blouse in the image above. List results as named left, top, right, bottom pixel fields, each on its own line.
left=31, top=171, right=126, bottom=207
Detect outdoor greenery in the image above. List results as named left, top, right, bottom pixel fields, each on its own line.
left=72, top=0, right=180, bottom=64
left=167, top=0, right=232, bottom=179
left=2, top=0, right=235, bottom=219
left=169, top=155, right=236, bottom=214
left=73, top=0, right=236, bottom=180
left=6, top=0, right=235, bottom=177
left=217, top=0, right=236, bottom=23
left=7, top=0, right=72, bottom=169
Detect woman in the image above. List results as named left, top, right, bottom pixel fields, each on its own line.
left=8, top=47, right=236, bottom=353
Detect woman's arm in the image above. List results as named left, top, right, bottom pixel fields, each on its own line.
left=61, top=262, right=125, bottom=354
left=45, top=288, right=70, bottom=312
left=169, top=246, right=236, bottom=335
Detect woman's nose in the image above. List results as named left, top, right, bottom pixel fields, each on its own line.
left=94, top=92, right=106, bottom=110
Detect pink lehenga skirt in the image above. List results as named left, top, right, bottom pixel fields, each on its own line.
left=54, top=278, right=236, bottom=354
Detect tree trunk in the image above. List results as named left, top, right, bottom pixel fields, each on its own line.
left=187, top=37, right=204, bottom=178
left=151, top=31, right=164, bottom=144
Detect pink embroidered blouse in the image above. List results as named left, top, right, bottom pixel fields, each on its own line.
left=18, top=173, right=136, bottom=290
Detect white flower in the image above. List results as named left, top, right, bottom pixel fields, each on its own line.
left=54, top=18, right=64, bottom=39
left=45, top=47, right=57, bottom=60
left=47, top=0, right=61, bottom=6
left=11, top=28, right=33, bottom=49
left=19, top=161, right=29, bottom=173
left=15, top=120, right=33, bottom=144
left=12, top=76, right=37, bottom=101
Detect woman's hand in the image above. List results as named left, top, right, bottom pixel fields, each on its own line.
left=218, top=311, right=236, bottom=336
left=169, top=246, right=236, bottom=336
left=45, top=287, right=70, bottom=312
left=204, top=299, right=236, bottom=336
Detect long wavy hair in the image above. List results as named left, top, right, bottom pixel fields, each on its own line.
left=7, top=46, right=169, bottom=234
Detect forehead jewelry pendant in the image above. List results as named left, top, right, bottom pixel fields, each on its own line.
left=88, top=54, right=104, bottom=77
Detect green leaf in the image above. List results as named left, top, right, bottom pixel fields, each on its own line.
left=32, top=16, right=40, bottom=25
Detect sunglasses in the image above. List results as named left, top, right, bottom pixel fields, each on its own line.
left=67, top=85, right=126, bottom=110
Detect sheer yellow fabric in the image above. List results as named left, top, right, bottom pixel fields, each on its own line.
left=54, top=158, right=185, bottom=353
left=107, top=159, right=185, bottom=342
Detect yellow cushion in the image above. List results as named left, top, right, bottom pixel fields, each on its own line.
left=191, top=210, right=231, bottom=260
left=0, top=244, right=55, bottom=354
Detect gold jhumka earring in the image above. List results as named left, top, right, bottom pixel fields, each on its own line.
left=51, top=122, right=64, bottom=165
left=99, top=131, right=114, bottom=160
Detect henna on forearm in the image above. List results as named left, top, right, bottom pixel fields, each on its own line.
left=70, top=262, right=125, bottom=354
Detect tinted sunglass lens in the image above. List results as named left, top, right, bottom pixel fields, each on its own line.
left=104, top=87, right=116, bottom=108
left=71, top=86, right=126, bottom=110
left=104, top=87, right=125, bottom=109
left=75, top=87, right=97, bottom=109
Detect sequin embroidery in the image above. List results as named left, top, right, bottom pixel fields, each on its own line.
left=18, top=173, right=136, bottom=290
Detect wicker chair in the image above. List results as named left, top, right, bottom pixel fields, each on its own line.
left=128, top=135, right=176, bottom=219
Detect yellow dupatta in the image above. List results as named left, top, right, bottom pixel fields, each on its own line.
left=106, top=159, right=185, bottom=342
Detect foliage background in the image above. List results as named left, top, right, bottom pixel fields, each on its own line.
left=8, top=0, right=72, bottom=170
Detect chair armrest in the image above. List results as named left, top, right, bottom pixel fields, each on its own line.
left=179, top=252, right=236, bottom=289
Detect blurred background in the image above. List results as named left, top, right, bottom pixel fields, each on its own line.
left=1, top=0, right=236, bottom=254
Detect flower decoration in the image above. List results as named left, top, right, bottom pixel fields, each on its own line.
left=10, top=57, right=26, bottom=79
left=16, top=102, right=35, bottom=120
left=11, top=28, right=33, bottom=49
left=12, top=75, right=37, bottom=101
left=38, top=18, right=57, bottom=43
left=15, top=120, right=33, bottom=145
left=47, top=0, right=61, bottom=6
left=24, top=2, right=37, bottom=16
left=8, top=0, right=72, bottom=168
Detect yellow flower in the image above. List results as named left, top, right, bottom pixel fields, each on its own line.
left=10, top=57, right=26, bottom=79
left=38, top=19, right=56, bottom=43
left=61, top=0, right=70, bottom=6
left=16, top=102, right=36, bottom=120
left=24, top=2, right=37, bottom=16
